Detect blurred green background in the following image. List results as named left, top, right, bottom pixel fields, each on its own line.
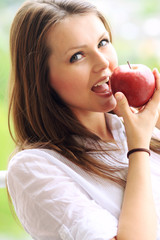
left=0, top=0, right=160, bottom=239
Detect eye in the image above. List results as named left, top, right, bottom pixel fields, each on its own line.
left=70, top=52, right=84, bottom=63
left=98, top=38, right=110, bottom=48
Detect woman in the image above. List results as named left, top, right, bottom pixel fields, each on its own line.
left=7, top=0, right=160, bottom=239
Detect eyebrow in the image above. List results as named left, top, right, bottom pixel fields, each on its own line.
left=65, top=44, right=87, bottom=55
left=65, top=31, right=109, bottom=55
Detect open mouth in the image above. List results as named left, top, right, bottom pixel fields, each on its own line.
left=91, top=76, right=112, bottom=94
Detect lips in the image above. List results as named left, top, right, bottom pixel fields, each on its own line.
left=91, top=76, right=112, bottom=95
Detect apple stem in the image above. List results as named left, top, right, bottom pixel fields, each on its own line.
left=127, top=61, right=132, bottom=69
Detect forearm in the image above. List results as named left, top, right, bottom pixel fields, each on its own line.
left=113, top=70, right=160, bottom=240
left=117, top=152, right=157, bottom=240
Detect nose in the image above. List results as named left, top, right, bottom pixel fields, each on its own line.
left=92, top=51, right=109, bottom=73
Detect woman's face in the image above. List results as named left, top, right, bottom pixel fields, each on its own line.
left=47, top=14, right=118, bottom=118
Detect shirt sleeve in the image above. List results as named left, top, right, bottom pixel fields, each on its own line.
left=7, top=150, right=118, bottom=240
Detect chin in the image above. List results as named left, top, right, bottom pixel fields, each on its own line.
left=102, top=96, right=117, bottom=113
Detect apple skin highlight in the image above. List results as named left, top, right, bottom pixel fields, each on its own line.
left=110, top=64, right=156, bottom=108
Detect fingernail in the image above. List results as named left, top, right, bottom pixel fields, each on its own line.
left=115, top=92, right=123, bottom=101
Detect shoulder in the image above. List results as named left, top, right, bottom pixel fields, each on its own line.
left=9, top=148, right=57, bottom=161
left=7, top=148, right=68, bottom=191
left=7, top=148, right=118, bottom=240
left=8, top=148, right=60, bottom=170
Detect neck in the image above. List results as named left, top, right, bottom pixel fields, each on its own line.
left=73, top=111, right=114, bottom=142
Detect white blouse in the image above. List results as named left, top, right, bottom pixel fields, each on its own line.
left=7, top=113, right=160, bottom=240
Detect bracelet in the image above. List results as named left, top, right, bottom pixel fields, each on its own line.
left=127, top=148, right=150, bottom=158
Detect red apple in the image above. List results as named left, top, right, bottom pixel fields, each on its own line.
left=110, top=63, right=156, bottom=108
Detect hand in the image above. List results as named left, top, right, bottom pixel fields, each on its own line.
left=114, top=68, right=160, bottom=150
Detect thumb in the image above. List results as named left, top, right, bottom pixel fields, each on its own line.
left=114, top=92, right=131, bottom=120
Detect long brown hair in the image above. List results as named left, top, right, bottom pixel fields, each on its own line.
left=8, top=0, right=159, bottom=186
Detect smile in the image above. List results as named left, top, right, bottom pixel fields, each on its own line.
left=93, top=76, right=110, bottom=87
left=91, top=76, right=112, bottom=96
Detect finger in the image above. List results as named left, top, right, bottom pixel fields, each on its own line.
left=114, top=92, right=132, bottom=121
left=144, top=68, right=160, bottom=113
left=153, top=68, right=160, bottom=90
left=144, top=87, right=160, bottom=115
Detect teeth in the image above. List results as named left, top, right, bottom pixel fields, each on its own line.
left=94, top=76, right=110, bottom=87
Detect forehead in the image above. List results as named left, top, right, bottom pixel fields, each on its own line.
left=46, top=13, right=108, bottom=54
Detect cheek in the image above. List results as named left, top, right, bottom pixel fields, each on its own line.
left=50, top=64, right=89, bottom=92
left=50, top=73, right=69, bottom=92
left=109, top=46, right=118, bottom=70
left=48, top=58, right=70, bottom=93
left=49, top=70, right=81, bottom=97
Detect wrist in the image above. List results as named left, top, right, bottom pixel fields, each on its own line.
left=127, top=148, right=150, bottom=159
left=127, top=142, right=150, bottom=151
left=127, top=136, right=150, bottom=151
